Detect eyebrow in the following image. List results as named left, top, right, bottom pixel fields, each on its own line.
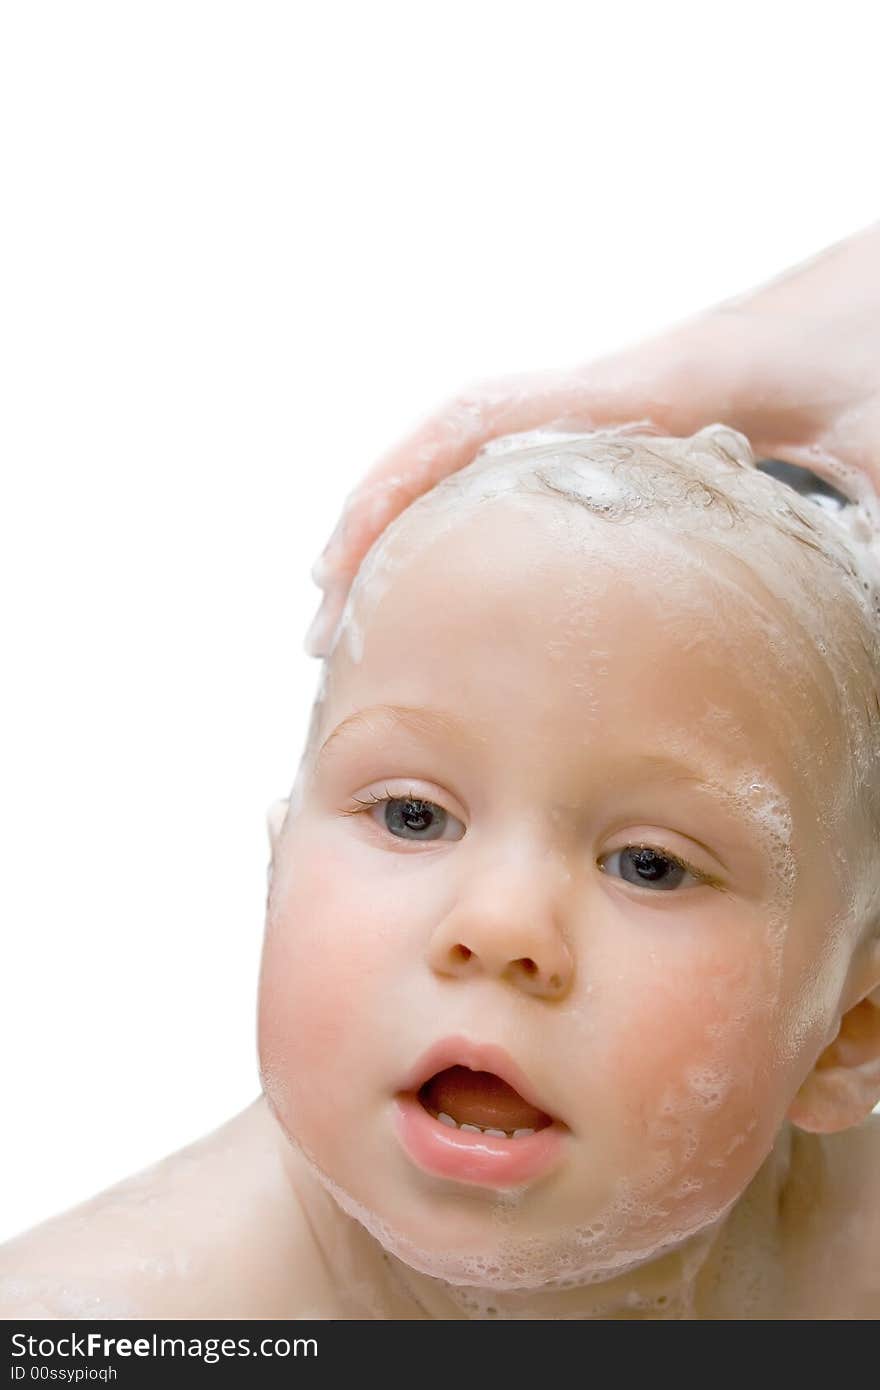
left=316, top=704, right=736, bottom=794
left=311, top=704, right=786, bottom=869
left=315, top=704, right=475, bottom=772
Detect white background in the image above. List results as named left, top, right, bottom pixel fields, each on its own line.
left=1, top=1, right=878, bottom=1242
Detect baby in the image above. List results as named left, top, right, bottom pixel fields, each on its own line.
left=2, top=423, right=880, bottom=1320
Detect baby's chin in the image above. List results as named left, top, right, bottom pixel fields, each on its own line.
left=280, top=1109, right=735, bottom=1295
left=326, top=1166, right=732, bottom=1297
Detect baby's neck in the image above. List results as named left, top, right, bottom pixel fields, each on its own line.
left=276, top=1116, right=800, bottom=1320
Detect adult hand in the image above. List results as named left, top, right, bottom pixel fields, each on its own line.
left=306, top=221, right=880, bottom=658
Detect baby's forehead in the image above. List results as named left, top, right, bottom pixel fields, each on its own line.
left=333, top=429, right=867, bottom=791
left=343, top=494, right=804, bottom=755
left=339, top=434, right=846, bottom=720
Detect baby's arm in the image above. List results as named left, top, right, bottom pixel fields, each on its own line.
left=0, top=1097, right=336, bottom=1320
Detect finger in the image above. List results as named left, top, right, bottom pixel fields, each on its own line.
left=312, top=318, right=767, bottom=591
left=304, top=581, right=348, bottom=660
left=309, top=363, right=640, bottom=587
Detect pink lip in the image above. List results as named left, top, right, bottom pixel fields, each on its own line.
left=398, top=1034, right=561, bottom=1123
left=392, top=1095, right=568, bottom=1190
left=392, top=1034, right=569, bottom=1188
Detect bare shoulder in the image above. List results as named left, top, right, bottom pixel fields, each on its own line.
left=0, top=1096, right=338, bottom=1319
left=819, top=1113, right=880, bottom=1225
left=785, top=1117, right=880, bottom=1318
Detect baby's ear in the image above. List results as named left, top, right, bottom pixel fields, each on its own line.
left=786, top=948, right=880, bottom=1133
left=266, top=798, right=290, bottom=858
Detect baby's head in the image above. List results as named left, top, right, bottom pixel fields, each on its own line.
left=258, top=424, right=880, bottom=1295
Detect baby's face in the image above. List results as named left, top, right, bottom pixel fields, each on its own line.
left=259, top=489, right=857, bottom=1286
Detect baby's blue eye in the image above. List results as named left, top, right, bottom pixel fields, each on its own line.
left=386, top=798, right=444, bottom=839
left=600, top=846, right=700, bottom=892
left=362, top=794, right=465, bottom=842
left=349, top=795, right=706, bottom=888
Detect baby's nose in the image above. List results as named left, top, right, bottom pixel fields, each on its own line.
left=426, top=874, right=574, bottom=1000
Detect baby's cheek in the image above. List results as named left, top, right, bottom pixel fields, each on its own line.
left=600, top=923, right=786, bottom=1185
left=258, top=834, right=397, bottom=1124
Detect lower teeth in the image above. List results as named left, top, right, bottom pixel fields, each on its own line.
left=430, top=1107, right=535, bottom=1139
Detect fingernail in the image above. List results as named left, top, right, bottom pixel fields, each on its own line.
left=310, top=515, right=352, bottom=585
left=304, top=601, right=333, bottom=658
left=310, top=551, right=334, bottom=588
left=324, top=510, right=351, bottom=554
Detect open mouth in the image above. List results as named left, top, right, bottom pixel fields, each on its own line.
left=416, top=1065, right=555, bottom=1140
left=394, top=1042, right=568, bottom=1186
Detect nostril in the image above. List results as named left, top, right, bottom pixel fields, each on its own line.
left=519, top=958, right=538, bottom=975
left=453, top=944, right=472, bottom=962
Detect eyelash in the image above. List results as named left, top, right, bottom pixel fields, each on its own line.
left=339, top=787, right=718, bottom=888
left=340, top=787, right=423, bottom=816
